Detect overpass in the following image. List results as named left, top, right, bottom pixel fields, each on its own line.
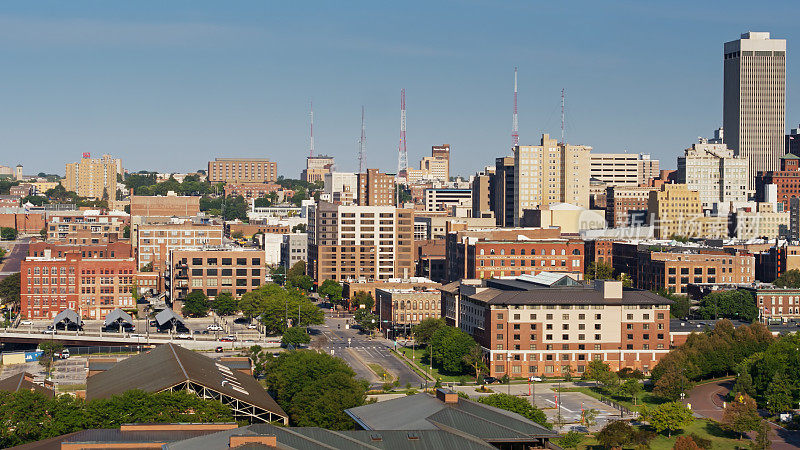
left=0, top=329, right=280, bottom=350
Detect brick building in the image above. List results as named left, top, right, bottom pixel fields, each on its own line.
left=28, top=241, right=132, bottom=259
left=0, top=195, right=20, bottom=208
left=605, top=186, right=656, bottom=227
left=223, top=183, right=285, bottom=200
left=357, top=169, right=395, bottom=206
left=20, top=253, right=136, bottom=320
left=755, top=153, right=800, bottom=210
left=308, top=202, right=414, bottom=283
left=136, top=222, right=224, bottom=286
left=343, top=278, right=440, bottom=304
left=742, top=284, right=800, bottom=323
left=227, top=222, right=290, bottom=238
left=376, top=288, right=442, bottom=338
left=46, top=212, right=129, bottom=244
left=636, top=248, right=755, bottom=295
left=167, top=248, right=264, bottom=301
left=445, top=228, right=584, bottom=282
left=129, top=194, right=200, bottom=217
left=442, top=279, right=672, bottom=378
left=207, top=158, right=278, bottom=183
left=0, top=211, right=46, bottom=234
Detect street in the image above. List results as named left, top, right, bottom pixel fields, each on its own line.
left=0, top=237, right=30, bottom=278
left=308, top=311, right=424, bottom=388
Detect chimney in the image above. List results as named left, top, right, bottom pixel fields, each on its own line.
left=229, top=435, right=277, bottom=448
left=436, top=388, right=459, bottom=404
left=594, top=280, right=623, bottom=300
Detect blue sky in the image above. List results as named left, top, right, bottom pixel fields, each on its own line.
left=1, top=1, right=798, bottom=177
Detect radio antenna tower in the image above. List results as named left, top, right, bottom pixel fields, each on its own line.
left=512, top=67, right=519, bottom=147
left=358, top=106, right=367, bottom=173
left=560, top=89, right=565, bottom=144
left=398, top=89, right=408, bottom=178
left=309, top=101, right=315, bottom=157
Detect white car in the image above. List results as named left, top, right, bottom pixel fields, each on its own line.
left=176, top=333, right=192, bottom=340
left=43, top=328, right=57, bottom=335
left=247, top=324, right=258, bottom=329
left=530, top=376, right=543, bottom=382
left=20, top=320, right=33, bottom=326
left=207, top=325, right=223, bottom=331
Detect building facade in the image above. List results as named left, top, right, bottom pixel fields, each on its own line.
left=357, top=169, right=395, bottom=206
left=589, top=153, right=660, bottom=186
left=280, top=233, right=308, bottom=269
left=755, top=154, right=800, bottom=210
left=136, top=222, right=224, bottom=275
left=64, top=154, right=121, bottom=200
left=424, top=188, right=472, bottom=213
left=513, top=134, right=591, bottom=225
left=301, top=155, right=335, bottom=184
left=743, top=284, right=800, bottom=323
left=167, top=248, right=264, bottom=301
left=207, top=158, right=278, bottom=183
left=605, top=186, right=656, bottom=228
left=308, top=202, right=414, bottom=283
left=129, top=194, right=200, bottom=217
left=376, top=288, right=441, bottom=338
left=723, top=32, right=786, bottom=189
left=637, top=249, right=755, bottom=295
left=677, top=139, right=748, bottom=212
left=46, top=213, right=129, bottom=245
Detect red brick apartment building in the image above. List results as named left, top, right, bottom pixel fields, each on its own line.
left=445, top=227, right=584, bottom=282
left=755, top=153, right=800, bottom=209
left=207, top=158, right=278, bottom=183
left=636, top=249, right=755, bottom=295
left=167, top=248, right=264, bottom=301
left=28, top=240, right=132, bottom=259
left=0, top=212, right=46, bottom=234
left=21, top=254, right=136, bottom=319
left=129, top=194, right=200, bottom=217
left=741, top=284, right=800, bottom=323
left=223, top=183, right=285, bottom=199
left=442, top=279, right=672, bottom=378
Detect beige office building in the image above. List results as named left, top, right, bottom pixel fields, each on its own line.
left=513, top=134, right=591, bottom=225
left=302, top=155, right=335, bottom=183
left=590, top=153, right=659, bottom=186
left=647, top=184, right=728, bottom=239
left=64, top=154, right=121, bottom=200
left=308, top=202, right=414, bottom=283
left=723, top=32, right=786, bottom=189
left=677, top=139, right=748, bottom=212
left=207, top=158, right=277, bottom=183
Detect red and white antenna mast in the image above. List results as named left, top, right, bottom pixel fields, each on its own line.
left=358, top=106, right=367, bottom=173
left=512, top=67, right=519, bottom=147
left=309, top=101, right=315, bottom=157
left=398, top=89, right=408, bottom=177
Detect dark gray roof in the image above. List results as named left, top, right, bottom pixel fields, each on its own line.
left=345, top=393, right=557, bottom=440
left=86, top=343, right=286, bottom=421
left=0, top=372, right=54, bottom=397
left=104, top=308, right=133, bottom=327
left=53, top=309, right=82, bottom=326
left=164, top=423, right=496, bottom=450
left=155, top=308, right=185, bottom=326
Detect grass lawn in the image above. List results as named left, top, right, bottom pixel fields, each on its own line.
left=559, top=385, right=666, bottom=412
left=394, top=346, right=472, bottom=383
left=367, top=363, right=394, bottom=383
left=576, top=419, right=747, bottom=449
left=56, top=383, right=86, bottom=393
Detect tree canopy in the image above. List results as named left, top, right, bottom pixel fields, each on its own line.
left=774, top=269, right=800, bottom=288
left=0, top=272, right=21, bottom=307
left=182, top=291, right=210, bottom=317
left=0, top=389, right=232, bottom=448
left=262, top=350, right=368, bottom=429
left=211, top=291, right=238, bottom=316
left=412, top=317, right=446, bottom=346
left=319, top=279, right=344, bottom=307
left=638, top=401, right=694, bottom=437
left=430, top=325, right=479, bottom=375
left=695, top=289, right=758, bottom=322
left=476, top=393, right=550, bottom=428
left=584, top=261, right=614, bottom=280
left=281, top=327, right=311, bottom=348
left=238, top=284, right=324, bottom=334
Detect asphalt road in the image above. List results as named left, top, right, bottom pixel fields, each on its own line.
left=310, top=312, right=424, bottom=388
left=0, top=237, right=29, bottom=278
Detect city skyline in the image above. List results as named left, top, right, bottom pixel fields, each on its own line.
left=1, top=1, right=798, bottom=178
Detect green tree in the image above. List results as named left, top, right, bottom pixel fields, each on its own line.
left=752, top=420, right=772, bottom=450
left=221, top=195, right=248, bottom=221
left=292, top=223, right=306, bottom=233
left=463, top=345, right=487, bottom=382
left=238, top=284, right=324, bottom=333
left=0, top=272, right=21, bottom=309
left=585, top=261, right=614, bottom=280
left=722, top=392, right=761, bottom=439
left=638, top=401, right=694, bottom=437
left=477, top=393, right=550, bottom=428
left=287, top=261, right=307, bottom=285
left=351, top=291, right=374, bottom=311
left=38, top=341, right=63, bottom=378
left=581, top=408, right=598, bottom=428
left=653, top=368, right=692, bottom=401
left=319, top=279, right=344, bottom=307
left=281, top=327, right=311, bottom=348
left=732, top=368, right=756, bottom=398
left=582, top=360, right=618, bottom=388
left=430, top=326, right=478, bottom=374
left=696, top=290, right=758, bottom=322
left=182, top=291, right=210, bottom=317
left=774, top=269, right=800, bottom=288
left=122, top=225, right=130, bottom=239
left=596, top=420, right=636, bottom=449
left=764, top=372, right=793, bottom=415
left=673, top=435, right=703, bottom=450
left=556, top=430, right=584, bottom=449
left=617, top=272, right=633, bottom=288
left=270, top=266, right=286, bottom=285
left=243, top=345, right=273, bottom=378
left=353, top=308, right=379, bottom=334
left=0, top=227, right=18, bottom=240
left=412, top=317, right=446, bottom=346
left=621, top=378, right=643, bottom=404
left=263, top=350, right=368, bottom=429
left=212, top=291, right=238, bottom=316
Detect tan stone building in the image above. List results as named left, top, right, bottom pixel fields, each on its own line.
left=513, top=134, right=591, bottom=225
left=130, top=193, right=200, bottom=217
left=376, top=288, right=442, bottom=338
left=308, top=202, right=413, bottom=283
left=647, top=184, right=702, bottom=239
left=589, top=153, right=659, bottom=186
left=64, top=154, right=121, bottom=200
left=207, top=158, right=277, bottom=183
left=301, top=155, right=335, bottom=183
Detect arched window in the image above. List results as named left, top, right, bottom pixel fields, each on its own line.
left=561, top=249, right=566, bottom=255
left=541, top=249, right=545, bottom=255
left=510, top=249, right=515, bottom=255
left=490, top=249, right=495, bottom=255
left=521, top=249, right=526, bottom=255
left=501, top=249, right=505, bottom=255
left=425, top=301, right=430, bottom=310
left=413, top=301, right=417, bottom=309
left=551, top=249, right=556, bottom=255
left=480, top=249, right=485, bottom=255
left=572, top=249, right=581, bottom=255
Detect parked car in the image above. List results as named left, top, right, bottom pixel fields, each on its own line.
left=207, top=324, right=223, bottom=331
left=530, top=376, right=543, bottom=382
left=43, top=327, right=57, bottom=335
left=176, top=333, right=192, bottom=340
left=220, top=336, right=237, bottom=342
left=483, top=376, right=498, bottom=384
left=54, top=349, right=70, bottom=359
left=215, top=346, right=224, bottom=353
left=20, top=320, right=33, bottom=326
left=247, top=323, right=258, bottom=329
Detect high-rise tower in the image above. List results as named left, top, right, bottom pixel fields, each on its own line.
left=723, top=32, right=786, bottom=189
